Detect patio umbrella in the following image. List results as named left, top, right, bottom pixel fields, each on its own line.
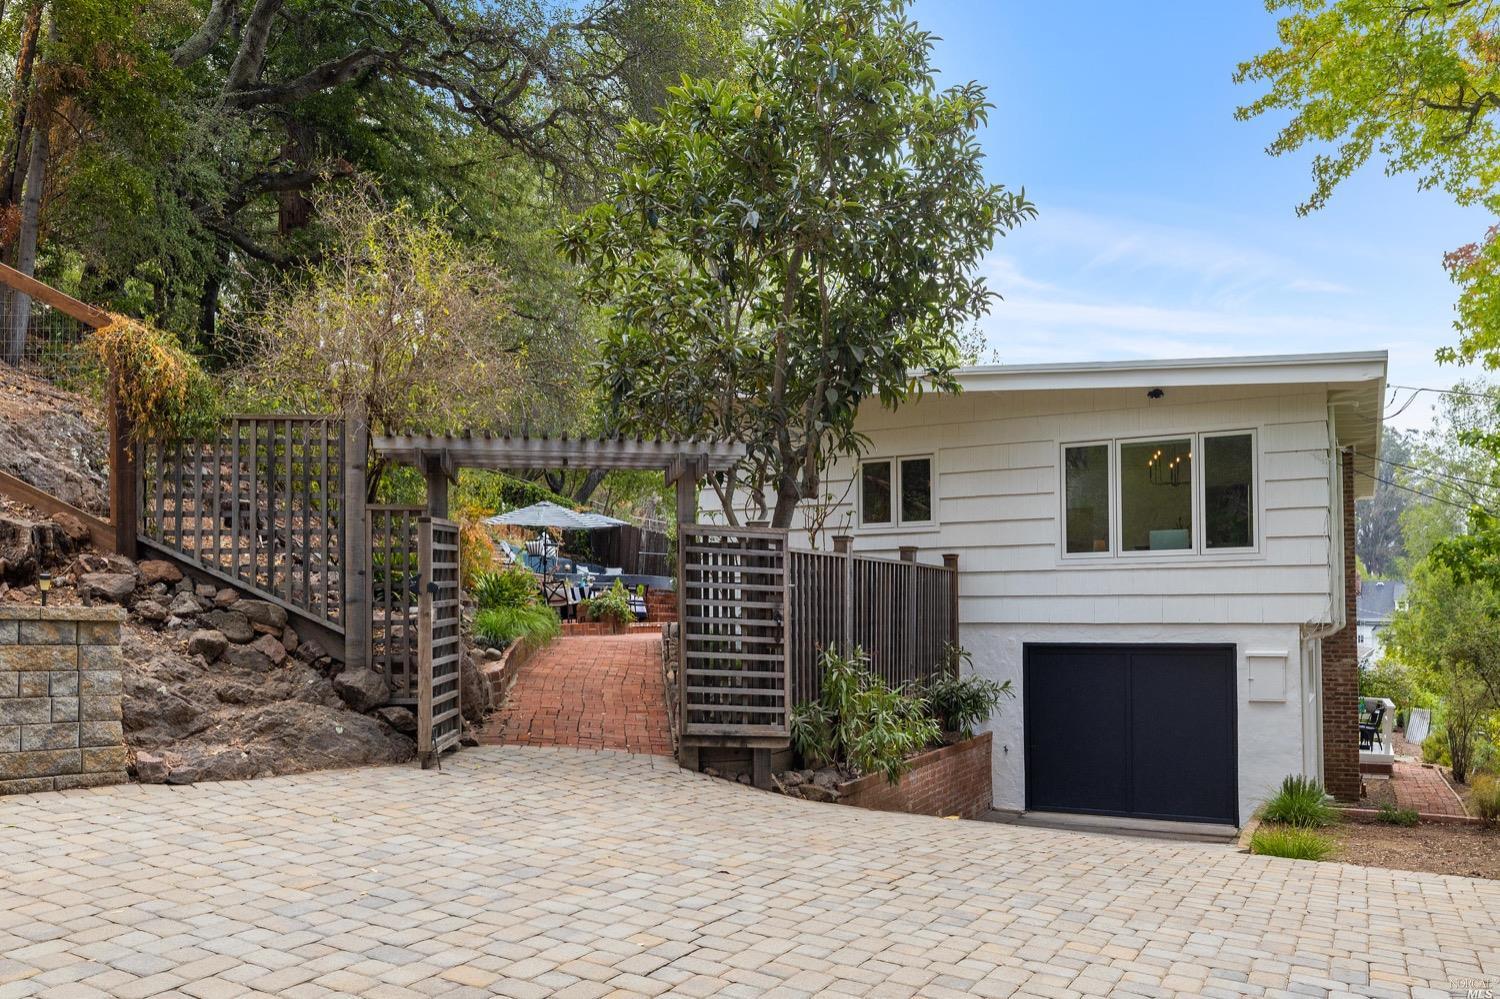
left=481, top=501, right=627, bottom=531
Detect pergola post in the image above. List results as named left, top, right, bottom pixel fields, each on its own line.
left=423, top=451, right=451, bottom=519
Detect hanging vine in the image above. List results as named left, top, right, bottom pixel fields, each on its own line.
left=89, top=314, right=220, bottom=440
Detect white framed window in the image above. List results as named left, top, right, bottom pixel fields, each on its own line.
left=858, top=454, right=935, bottom=528
left=1060, top=430, right=1258, bottom=559
left=1061, top=441, right=1111, bottom=556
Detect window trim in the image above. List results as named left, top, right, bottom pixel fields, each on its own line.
left=1058, top=440, right=1114, bottom=559
left=857, top=453, right=938, bottom=531
left=1200, top=429, right=1259, bottom=554
left=1059, top=429, right=1260, bottom=562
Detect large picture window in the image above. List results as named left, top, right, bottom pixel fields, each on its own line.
left=860, top=455, right=934, bottom=528
left=1060, top=431, right=1256, bottom=558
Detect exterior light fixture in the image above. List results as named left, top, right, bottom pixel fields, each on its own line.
left=38, top=572, right=52, bottom=606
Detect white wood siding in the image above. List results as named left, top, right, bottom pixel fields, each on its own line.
left=704, top=383, right=1338, bottom=630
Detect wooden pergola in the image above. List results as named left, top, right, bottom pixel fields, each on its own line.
left=368, top=430, right=745, bottom=518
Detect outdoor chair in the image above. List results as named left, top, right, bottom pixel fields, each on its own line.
left=1359, top=704, right=1386, bottom=751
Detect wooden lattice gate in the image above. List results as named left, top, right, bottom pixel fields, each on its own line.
left=417, top=516, right=463, bottom=765
left=678, top=525, right=790, bottom=744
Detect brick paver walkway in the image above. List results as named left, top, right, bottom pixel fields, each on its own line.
left=1392, top=760, right=1468, bottom=817
left=478, top=634, right=672, bottom=756
left=2, top=748, right=1499, bottom=999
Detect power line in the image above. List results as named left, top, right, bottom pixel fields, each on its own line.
left=1353, top=467, right=1493, bottom=517
left=1353, top=449, right=1498, bottom=495
left=1387, top=383, right=1500, bottom=400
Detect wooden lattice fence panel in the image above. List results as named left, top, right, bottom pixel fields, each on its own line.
left=136, top=416, right=345, bottom=630
left=678, top=525, right=789, bottom=740
left=368, top=506, right=422, bottom=703
left=418, top=517, right=463, bottom=763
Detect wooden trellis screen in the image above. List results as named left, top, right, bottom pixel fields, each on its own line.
left=787, top=547, right=959, bottom=705
left=368, top=506, right=423, bottom=703
left=136, top=417, right=346, bottom=630
left=678, top=525, right=790, bottom=740
left=418, top=517, right=463, bottom=764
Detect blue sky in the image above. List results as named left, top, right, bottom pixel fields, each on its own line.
left=913, top=0, right=1493, bottom=428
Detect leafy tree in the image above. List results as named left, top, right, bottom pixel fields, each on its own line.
left=1, top=0, right=752, bottom=359
left=1357, top=428, right=1416, bottom=578
left=1237, top=2, right=1500, bottom=581
left=235, top=187, right=580, bottom=494
left=1384, top=560, right=1500, bottom=782
left=561, top=0, right=1034, bottom=527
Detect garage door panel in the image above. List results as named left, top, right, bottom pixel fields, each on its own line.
left=1024, top=644, right=1238, bottom=825
left=1024, top=647, right=1129, bottom=815
left=1127, top=649, right=1238, bottom=823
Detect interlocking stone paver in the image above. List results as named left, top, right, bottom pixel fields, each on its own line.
left=0, top=747, right=1497, bottom=998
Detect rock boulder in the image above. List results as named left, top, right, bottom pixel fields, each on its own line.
left=78, top=571, right=137, bottom=605
left=333, top=666, right=389, bottom=713
left=138, top=560, right=183, bottom=586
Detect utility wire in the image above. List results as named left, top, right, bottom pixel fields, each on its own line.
left=1352, top=449, right=1499, bottom=495
left=1353, top=467, right=1494, bottom=517
left=1387, top=383, right=1500, bottom=400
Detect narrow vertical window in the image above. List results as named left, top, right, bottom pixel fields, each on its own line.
left=900, top=457, right=932, bottom=523
left=1063, top=444, right=1110, bottom=554
left=860, top=460, right=892, bottom=525
left=1204, top=433, right=1254, bottom=549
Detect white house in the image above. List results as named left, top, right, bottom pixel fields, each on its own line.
left=705, top=350, right=1386, bottom=828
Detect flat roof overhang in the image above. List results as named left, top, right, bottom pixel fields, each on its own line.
left=944, top=350, right=1389, bottom=499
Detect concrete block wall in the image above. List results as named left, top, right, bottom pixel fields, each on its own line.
left=0, top=606, right=129, bottom=795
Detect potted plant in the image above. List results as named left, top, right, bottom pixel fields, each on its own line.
left=581, top=579, right=634, bottom=634
left=923, top=646, right=1014, bottom=743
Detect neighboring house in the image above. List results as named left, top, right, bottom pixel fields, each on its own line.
left=705, top=350, right=1386, bottom=827
left=1357, top=579, right=1406, bottom=667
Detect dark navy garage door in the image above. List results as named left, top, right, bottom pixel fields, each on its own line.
left=1023, top=644, right=1238, bottom=824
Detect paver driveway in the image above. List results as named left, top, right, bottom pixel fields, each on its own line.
left=1, top=748, right=1497, bottom=999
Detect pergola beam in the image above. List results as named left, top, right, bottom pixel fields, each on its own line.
left=371, top=433, right=744, bottom=474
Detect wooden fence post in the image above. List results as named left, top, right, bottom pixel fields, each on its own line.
left=832, top=534, right=854, bottom=656
left=106, top=371, right=137, bottom=559
left=899, top=546, right=917, bottom=676
left=674, top=458, right=700, bottom=772
left=343, top=412, right=370, bottom=669
left=942, top=552, right=960, bottom=671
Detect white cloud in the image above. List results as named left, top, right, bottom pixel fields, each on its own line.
left=1287, top=277, right=1354, bottom=295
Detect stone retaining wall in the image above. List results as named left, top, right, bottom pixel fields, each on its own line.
left=837, top=732, right=993, bottom=819
left=0, top=606, right=129, bottom=795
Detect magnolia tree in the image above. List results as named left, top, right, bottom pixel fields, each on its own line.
left=560, top=0, right=1033, bottom=527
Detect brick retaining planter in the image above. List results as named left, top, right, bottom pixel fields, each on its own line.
left=0, top=606, right=129, bottom=795
left=836, top=732, right=993, bottom=819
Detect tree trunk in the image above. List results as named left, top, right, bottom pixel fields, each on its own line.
left=4, top=17, right=52, bottom=366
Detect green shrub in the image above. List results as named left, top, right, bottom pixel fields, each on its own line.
left=1375, top=804, right=1419, bottom=827
left=795, top=646, right=941, bottom=785
left=472, top=565, right=540, bottom=610
left=473, top=605, right=560, bottom=648
left=1260, top=775, right=1339, bottom=828
left=1471, top=775, right=1500, bottom=824
left=581, top=580, right=634, bottom=628
left=1423, top=727, right=1452, bottom=766
left=923, top=656, right=1014, bottom=739
left=1250, top=825, right=1335, bottom=861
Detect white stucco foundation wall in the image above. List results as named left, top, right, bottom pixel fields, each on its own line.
left=962, top=621, right=1309, bottom=826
